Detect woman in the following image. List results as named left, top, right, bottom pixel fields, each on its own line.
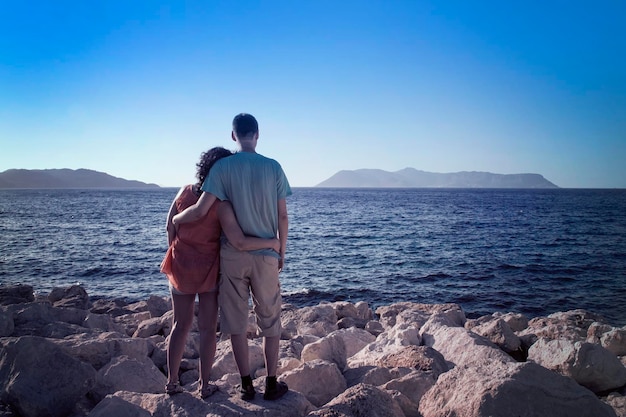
left=160, top=147, right=279, bottom=398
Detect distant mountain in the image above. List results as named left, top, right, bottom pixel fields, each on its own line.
left=0, top=169, right=160, bottom=189
left=316, top=168, right=558, bottom=188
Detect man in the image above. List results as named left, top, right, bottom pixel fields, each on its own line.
left=173, top=113, right=291, bottom=401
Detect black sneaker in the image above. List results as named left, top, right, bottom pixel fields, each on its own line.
left=263, top=381, right=288, bottom=401
left=239, top=384, right=256, bottom=401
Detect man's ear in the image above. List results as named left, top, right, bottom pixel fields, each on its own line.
left=231, top=131, right=237, bottom=142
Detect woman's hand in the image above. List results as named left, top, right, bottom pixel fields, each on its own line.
left=272, top=238, right=281, bottom=253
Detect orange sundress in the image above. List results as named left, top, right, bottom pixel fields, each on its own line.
left=160, top=185, right=221, bottom=294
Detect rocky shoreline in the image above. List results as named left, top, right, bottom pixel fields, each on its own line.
left=1, top=284, right=625, bottom=417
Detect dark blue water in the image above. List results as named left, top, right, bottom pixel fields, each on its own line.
left=1, top=188, right=625, bottom=326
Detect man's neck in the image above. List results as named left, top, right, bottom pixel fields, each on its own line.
left=237, top=138, right=257, bottom=153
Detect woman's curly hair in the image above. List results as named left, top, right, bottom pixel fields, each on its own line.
left=196, top=147, right=233, bottom=190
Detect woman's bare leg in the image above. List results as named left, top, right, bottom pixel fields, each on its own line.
left=197, top=290, right=219, bottom=387
left=166, top=292, right=196, bottom=384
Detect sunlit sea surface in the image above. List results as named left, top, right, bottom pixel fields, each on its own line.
left=1, top=188, right=625, bottom=326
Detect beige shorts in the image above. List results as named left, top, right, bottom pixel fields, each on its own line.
left=218, top=243, right=282, bottom=337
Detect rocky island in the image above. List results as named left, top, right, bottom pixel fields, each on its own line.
left=316, top=168, right=558, bottom=188
left=1, top=284, right=624, bottom=417
left=0, top=169, right=159, bottom=189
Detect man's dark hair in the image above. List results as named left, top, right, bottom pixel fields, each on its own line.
left=232, top=113, right=259, bottom=138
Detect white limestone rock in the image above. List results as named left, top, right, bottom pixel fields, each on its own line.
left=528, top=338, right=626, bottom=393
left=307, top=383, right=406, bottom=417
left=93, top=355, right=167, bottom=401
left=281, top=359, right=347, bottom=407
left=419, top=360, right=617, bottom=417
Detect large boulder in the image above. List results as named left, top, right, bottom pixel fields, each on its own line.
left=493, top=311, right=529, bottom=332
left=0, top=284, right=34, bottom=305
left=420, top=313, right=514, bottom=368
left=301, top=331, right=348, bottom=371
left=333, top=327, right=377, bottom=357
left=382, top=370, right=437, bottom=406
left=0, top=336, right=96, bottom=417
left=87, top=395, right=152, bottom=417
left=344, top=366, right=413, bottom=388
left=377, top=345, right=448, bottom=377
left=419, top=360, right=617, bottom=417
left=307, top=383, right=406, bottom=417
left=281, top=304, right=339, bottom=338
left=114, top=311, right=153, bottom=336
left=92, top=355, right=167, bottom=401
left=518, top=309, right=606, bottom=344
left=127, top=295, right=171, bottom=318
left=376, top=302, right=465, bottom=330
left=105, top=388, right=314, bottom=417
left=528, top=338, right=626, bottom=393
left=348, top=321, right=422, bottom=368
left=48, top=285, right=90, bottom=309
left=54, top=332, right=154, bottom=370
left=212, top=339, right=265, bottom=379
left=83, top=312, right=126, bottom=333
left=281, top=359, right=347, bottom=407
left=601, top=328, right=626, bottom=356
left=466, top=316, right=521, bottom=353
left=6, top=301, right=89, bottom=337
left=90, top=298, right=133, bottom=317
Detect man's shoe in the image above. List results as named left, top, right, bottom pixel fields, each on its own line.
left=263, top=381, right=288, bottom=401
left=239, top=384, right=256, bottom=401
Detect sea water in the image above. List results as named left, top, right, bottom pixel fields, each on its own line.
left=1, top=188, right=625, bottom=325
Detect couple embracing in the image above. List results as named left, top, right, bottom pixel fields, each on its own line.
left=160, top=113, right=291, bottom=401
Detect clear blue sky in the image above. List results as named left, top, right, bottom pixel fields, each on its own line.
left=1, top=1, right=625, bottom=188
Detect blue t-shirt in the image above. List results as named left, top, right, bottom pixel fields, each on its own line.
left=201, top=152, right=292, bottom=255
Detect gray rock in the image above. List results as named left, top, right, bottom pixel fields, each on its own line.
left=344, top=366, right=413, bottom=388
left=420, top=313, right=514, bottom=368
left=127, top=295, right=171, bottom=318
left=281, top=304, right=339, bottom=338
left=601, top=328, right=626, bottom=356
left=48, top=284, right=90, bottom=309
left=493, top=311, right=529, bottom=332
left=588, top=321, right=615, bottom=344
left=528, top=338, right=626, bottom=393
left=365, top=320, right=384, bottom=336
left=54, top=332, right=154, bottom=370
left=0, top=284, right=34, bottom=306
left=382, top=370, right=437, bottom=407
left=90, top=298, right=133, bottom=317
left=307, top=383, right=405, bottom=417
left=519, top=309, right=606, bottom=344
left=87, top=395, right=152, bottom=417
left=0, top=336, right=96, bottom=417
left=83, top=311, right=126, bottom=333
left=469, top=317, right=522, bottom=353
left=603, top=392, right=626, bottom=417
left=377, top=345, right=448, bottom=377
left=281, top=359, right=347, bottom=407
left=376, top=302, right=465, bottom=330
left=337, top=316, right=369, bottom=329
left=108, top=388, right=315, bottom=417
left=419, top=360, right=617, bottom=417
left=302, top=335, right=346, bottom=371
left=93, top=355, right=167, bottom=401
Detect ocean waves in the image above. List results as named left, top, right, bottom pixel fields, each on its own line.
left=1, top=188, right=626, bottom=326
